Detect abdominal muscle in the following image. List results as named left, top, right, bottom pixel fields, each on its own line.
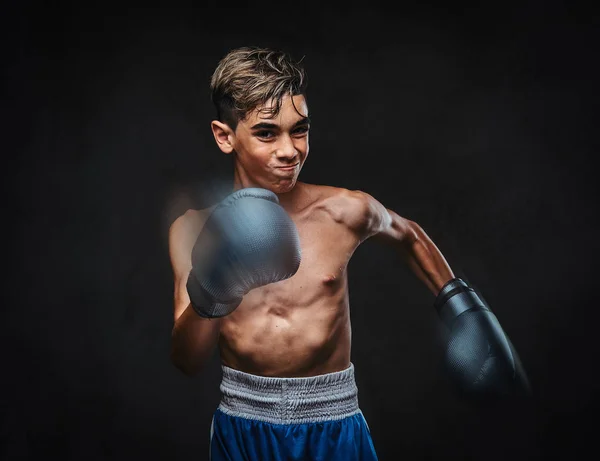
left=217, top=271, right=352, bottom=378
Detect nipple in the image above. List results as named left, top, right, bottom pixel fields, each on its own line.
left=323, top=274, right=337, bottom=285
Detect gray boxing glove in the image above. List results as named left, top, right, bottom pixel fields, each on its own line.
left=186, top=188, right=301, bottom=318
left=435, top=278, right=531, bottom=399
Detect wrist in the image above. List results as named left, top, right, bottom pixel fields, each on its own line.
left=434, top=278, right=489, bottom=327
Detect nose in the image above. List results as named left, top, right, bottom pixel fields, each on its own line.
left=275, top=134, right=298, bottom=161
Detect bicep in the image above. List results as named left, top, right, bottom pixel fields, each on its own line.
left=169, top=215, right=193, bottom=277
left=373, top=207, right=419, bottom=246
left=169, top=210, right=205, bottom=320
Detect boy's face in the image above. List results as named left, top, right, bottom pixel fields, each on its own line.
left=212, top=94, right=310, bottom=194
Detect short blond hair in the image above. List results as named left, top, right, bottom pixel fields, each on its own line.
left=210, top=46, right=307, bottom=130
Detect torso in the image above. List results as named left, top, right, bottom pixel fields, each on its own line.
left=183, top=182, right=368, bottom=377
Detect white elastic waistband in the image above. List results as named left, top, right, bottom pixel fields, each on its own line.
left=217, top=363, right=360, bottom=424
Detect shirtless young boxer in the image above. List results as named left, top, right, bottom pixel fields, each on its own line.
left=168, top=47, right=529, bottom=460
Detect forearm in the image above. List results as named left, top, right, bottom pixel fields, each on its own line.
left=171, top=305, right=222, bottom=376
left=401, top=222, right=454, bottom=295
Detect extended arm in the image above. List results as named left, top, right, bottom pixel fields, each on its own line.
left=372, top=208, right=454, bottom=295
left=346, top=190, right=454, bottom=295
left=350, top=190, right=530, bottom=399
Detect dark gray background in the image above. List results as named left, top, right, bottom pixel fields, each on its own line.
left=2, top=3, right=598, bottom=460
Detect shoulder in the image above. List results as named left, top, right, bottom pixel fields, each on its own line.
left=301, top=183, right=418, bottom=243
left=300, top=183, right=373, bottom=206
left=169, top=208, right=210, bottom=241
left=168, top=207, right=214, bottom=278
left=305, top=183, right=384, bottom=236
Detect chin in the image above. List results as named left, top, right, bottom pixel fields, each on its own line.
left=271, top=178, right=297, bottom=194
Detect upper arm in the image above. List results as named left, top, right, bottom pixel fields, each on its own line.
left=342, top=190, right=455, bottom=293
left=341, top=189, right=418, bottom=245
left=168, top=209, right=207, bottom=320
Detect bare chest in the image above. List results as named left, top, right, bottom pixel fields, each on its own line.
left=240, top=210, right=360, bottom=307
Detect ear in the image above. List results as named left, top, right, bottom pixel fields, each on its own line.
left=211, top=120, right=235, bottom=154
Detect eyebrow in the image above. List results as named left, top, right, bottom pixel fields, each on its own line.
left=250, top=117, right=311, bottom=131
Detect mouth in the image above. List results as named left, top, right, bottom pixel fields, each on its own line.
left=274, top=163, right=299, bottom=171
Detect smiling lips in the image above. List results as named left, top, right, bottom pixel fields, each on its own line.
left=275, top=164, right=299, bottom=171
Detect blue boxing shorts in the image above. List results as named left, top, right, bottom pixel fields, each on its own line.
left=209, top=363, right=378, bottom=460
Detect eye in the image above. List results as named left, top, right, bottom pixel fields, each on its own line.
left=292, top=125, right=310, bottom=136
left=255, top=131, right=275, bottom=139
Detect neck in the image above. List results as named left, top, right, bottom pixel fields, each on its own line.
left=277, top=182, right=304, bottom=211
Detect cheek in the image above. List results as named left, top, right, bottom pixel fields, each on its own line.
left=240, top=138, right=268, bottom=156
left=294, top=137, right=309, bottom=152
left=300, top=139, right=309, bottom=158
left=240, top=143, right=272, bottom=168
